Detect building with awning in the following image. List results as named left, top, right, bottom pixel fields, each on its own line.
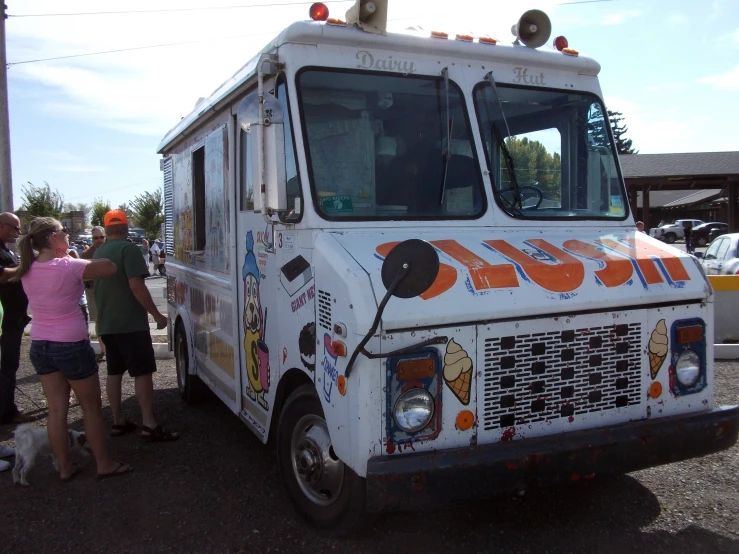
left=619, top=152, right=739, bottom=231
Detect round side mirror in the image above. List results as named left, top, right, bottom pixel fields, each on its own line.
left=381, top=239, right=440, bottom=299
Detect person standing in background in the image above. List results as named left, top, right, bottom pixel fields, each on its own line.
left=141, top=239, right=150, bottom=275
left=149, top=239, right=161, bottom=276
left=82, top=226, right=107, bottom=362
left=0, top=212, right=32, bottom=425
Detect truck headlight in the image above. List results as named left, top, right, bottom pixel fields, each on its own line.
left=675, top=350, right=701, bottom=387
left=393, top=388, right=434, bottom=432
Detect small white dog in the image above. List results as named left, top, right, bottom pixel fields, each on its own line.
left=12, top=424, right=90, bottom=486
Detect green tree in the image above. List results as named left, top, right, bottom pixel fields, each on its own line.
left=506, top=137, right=562, bottom=202
left=117, top=202, right=134, bottom=220
left=131, top=189, right=164, bottom=240
left=19, top=182, right=64, bottom=219
left=607, top=110, right=638, bottom=155
left=91, top=197, right=111, bottom=227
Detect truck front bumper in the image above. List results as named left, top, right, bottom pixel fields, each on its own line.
left=366, top=406, right=739, bottom=512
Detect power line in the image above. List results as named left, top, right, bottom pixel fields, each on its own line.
left=9, top=1, right=352, bottom=18
left=7, top=32, right=279, bottom=66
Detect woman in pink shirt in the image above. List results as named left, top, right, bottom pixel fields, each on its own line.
left=12, top=217, right=132, bottom=481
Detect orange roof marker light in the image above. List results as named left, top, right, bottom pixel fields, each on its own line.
left=430, top=30, right=449, bottom=39
left=327, top=18, right=346, bottom=25
left=562, top=47, right=579, bottom=57
left=479, top=36, right=498, bottom=45
left=456, top=34, right=474, bottom=42
left=309, top=2, right=329, bottom=21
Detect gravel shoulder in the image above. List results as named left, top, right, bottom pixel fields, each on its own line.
left=1, top=339, right=737, bottom=554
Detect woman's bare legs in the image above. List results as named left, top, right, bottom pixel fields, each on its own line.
left=39, top=372, right=74, bottom=479
left=69, top=373, right=130, bottom=475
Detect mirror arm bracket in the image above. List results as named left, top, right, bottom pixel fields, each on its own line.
left=361, top=336, right=448, bottom=359
left=345, top=264, right=408, bottom=379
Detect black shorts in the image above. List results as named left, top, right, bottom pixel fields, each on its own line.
left=101, top=330, right=157, bottom=377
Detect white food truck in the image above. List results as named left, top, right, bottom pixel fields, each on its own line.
left=157, top=1, right=739, bottom=532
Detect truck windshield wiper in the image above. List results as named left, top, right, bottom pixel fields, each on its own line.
left=439, top=67, right=452, bottom=205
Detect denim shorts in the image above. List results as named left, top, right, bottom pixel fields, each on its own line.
left=29, top=339, right=98, bottom=381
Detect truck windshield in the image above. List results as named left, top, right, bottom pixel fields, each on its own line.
left=473, top=83, right=627, bottom=220
left=297, top=69, right=485, bottom=220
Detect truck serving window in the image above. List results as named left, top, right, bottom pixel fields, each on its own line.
left=473, top=83, right=627, bottom=220
left=297, top=69, right=485, bottom=220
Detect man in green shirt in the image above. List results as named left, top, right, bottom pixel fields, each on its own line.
left=94, top=210, right=178, bottom=442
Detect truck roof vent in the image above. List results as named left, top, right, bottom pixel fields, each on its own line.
left=318, top=290, right=332, bottom=330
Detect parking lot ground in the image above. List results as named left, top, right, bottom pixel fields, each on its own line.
left=1, top=344, right=738, bottom=553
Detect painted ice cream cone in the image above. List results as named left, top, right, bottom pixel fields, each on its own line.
left=443, top=339, right=473, bottom=405
left=648, top=319, right=668, bottom=379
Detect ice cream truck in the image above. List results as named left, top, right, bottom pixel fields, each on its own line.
left=157, top=1, right=739, bottom=532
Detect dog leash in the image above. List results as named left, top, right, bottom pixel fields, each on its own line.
left=14, top=384, right=49, bottom=415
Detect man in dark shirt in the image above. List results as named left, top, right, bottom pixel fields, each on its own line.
left=0, top=212, right=31, bottom=424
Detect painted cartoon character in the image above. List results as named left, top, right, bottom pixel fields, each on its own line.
left=299, top=322, right=316, bottom=372
left=243, top=231, right=269, bottom=409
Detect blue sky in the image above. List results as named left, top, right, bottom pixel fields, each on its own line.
left=7, top=0, right=739, bottom=214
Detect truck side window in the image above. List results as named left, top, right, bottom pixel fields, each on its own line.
left=192, top=146, right=206, bottom=250
left=240, top=129, right=254, bottom=211
left=277, top=80, right=301, bottom=222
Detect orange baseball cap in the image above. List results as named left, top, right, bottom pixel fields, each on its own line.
left=103, top=209, right=128, bottom=226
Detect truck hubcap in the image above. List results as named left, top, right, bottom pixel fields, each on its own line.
left=291, top=414, right=344, bottom=506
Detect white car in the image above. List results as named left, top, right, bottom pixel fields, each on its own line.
left=649, top=219, right=704, bottom=244
left=696, top=233, right=739, bottom=275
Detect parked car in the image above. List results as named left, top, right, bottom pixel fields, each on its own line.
left=695, top=233, right=739, bottom=275
left=649, top=219, right=704, bottom=244
left=691, top=222, right=728, bottom=247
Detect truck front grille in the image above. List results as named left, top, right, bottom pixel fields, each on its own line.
left=481, top=322, right=642, bottom=430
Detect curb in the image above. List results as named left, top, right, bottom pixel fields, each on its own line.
left=715, top=344, right=739, bottom=361
left=91, top=341, right=173, bottom=359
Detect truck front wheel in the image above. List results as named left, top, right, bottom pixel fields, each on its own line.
left=277, top=384, right=367, bottom=533
left=665, top=232, right=677, bottom=244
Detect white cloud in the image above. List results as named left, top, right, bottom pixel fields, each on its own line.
left=699, top=65, right=739, bottom=91
left=46, top=164, right=108, bottom=173
left=604, top=93, right=738, bottom=154
left=601, top=10, right=642, bottom=26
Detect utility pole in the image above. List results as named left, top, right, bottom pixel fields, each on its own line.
left=0, top=3, right=12, bottom=212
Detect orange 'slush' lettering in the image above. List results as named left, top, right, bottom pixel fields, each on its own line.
left=431, top=240, right=518, bottom=290
left=563, top=239, right=633, bottom=288
left=596, top=237, right=690, bottom=285
left=485, top=239, right=585, bottom=293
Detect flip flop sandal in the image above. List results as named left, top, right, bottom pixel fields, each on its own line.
left=97, top=462, right=133, bottom=480
left=110, top=420, right=137, bottom=437
left=140, top=425, right=179, bottom=442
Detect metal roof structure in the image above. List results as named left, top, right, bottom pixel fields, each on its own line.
left=621, top=152, right=739, bottom=231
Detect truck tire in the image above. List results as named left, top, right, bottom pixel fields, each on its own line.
left=175, top=324, right=207, bottom=404
left=697, top=236, right=707, bottom=247
left=665, top=232, right=677, bottom=244
left=276, top=384, right=368, bottom=534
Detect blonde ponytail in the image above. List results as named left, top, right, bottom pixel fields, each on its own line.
left=9, top=217, right=60, bottom=282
